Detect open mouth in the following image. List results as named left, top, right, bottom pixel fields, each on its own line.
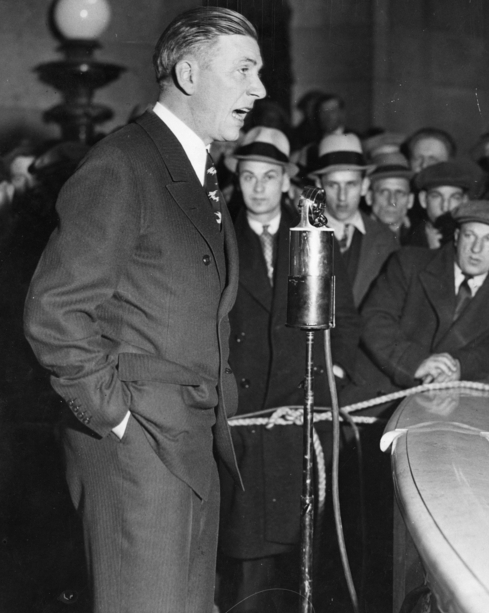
left=232, top=108, right=251, bottom=121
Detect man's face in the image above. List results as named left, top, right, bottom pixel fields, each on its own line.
left=320, top=169, right=368, bottom=222
left=318, top=99, right=345, bottom=134
left=367, top=177, right=413, bottom=227
left=190, top=35, right=266, bottom=144
left=455, top=221, right=489, bottom=276
left=410, top=137, right=450, bottom=173
left=239, top=160, right=289, bottom=222
left=419, top=185, right=467, bottom=223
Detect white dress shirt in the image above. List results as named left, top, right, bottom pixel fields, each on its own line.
left=454, top=263, right=487, bottom=296
left=326, top=210, right=366, bottom=251
left=247, top=212, right=281, bottom=235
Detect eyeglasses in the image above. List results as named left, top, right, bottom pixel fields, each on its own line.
left=373, top=188, right=410, bottom=203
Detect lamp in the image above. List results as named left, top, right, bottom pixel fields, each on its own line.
left=36, top=0, right=125, bottom=144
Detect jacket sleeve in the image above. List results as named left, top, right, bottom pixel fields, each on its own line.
left=23, top=145, right=141, bottom=436
left=360, top=250, right=431, bottom=388
left=330, top=239, right=361, bottom=380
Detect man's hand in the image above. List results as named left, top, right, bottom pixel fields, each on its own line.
left=414, top=353, right=461, bottom=384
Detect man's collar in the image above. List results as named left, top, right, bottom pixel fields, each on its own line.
left=247, top=211, right=281, bottom=235
left=326, top=210, right=365, bottom=236
left=153, top=102, right=208, bottom=185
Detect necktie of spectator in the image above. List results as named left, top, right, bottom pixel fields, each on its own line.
left=454, top=274, right=473, bottom=320
left=204, top=152, right=222, bottom=228
left=338, top=223, right=351, bottom=253
left=260, top=225, right=275, bottom=285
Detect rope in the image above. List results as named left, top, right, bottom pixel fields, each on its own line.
left=228, top=380, right=489, bottom=569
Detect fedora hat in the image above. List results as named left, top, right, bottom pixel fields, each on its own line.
left=308, top=133, right=373, bottom=178
left=368, top=151, right=413, bottom=183
left=227, top=126, right=299, bottom=177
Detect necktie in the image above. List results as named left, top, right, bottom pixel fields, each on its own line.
left=204, top=152, right=222, bottom=228
left=339, top=223, right=351, bottom=253
left=454, top=274, right=473, bottom=320
left=260, top=225, right=275, bottom=285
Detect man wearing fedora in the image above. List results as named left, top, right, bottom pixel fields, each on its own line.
left=409, top=160, right=480, bottom=249
left=360, top=200, right=489, bottom=392
left=365, top=151, right=415, bottom=244
left=218, top=126, right=360, bottom=613
left=308, top=133, right=398, bottom=307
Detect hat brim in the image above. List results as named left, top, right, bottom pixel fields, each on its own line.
left=226, top=153, right=299, bottom=178
left=307, top=163, right=374, bottom=179
left=368, top=169, right=414, bottom=182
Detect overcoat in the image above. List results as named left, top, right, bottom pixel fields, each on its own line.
left=24, top=110, right=241, bottom=502
left=360, top=242, right=489, bottom=393
left=219, top=204, right=360, bottom=558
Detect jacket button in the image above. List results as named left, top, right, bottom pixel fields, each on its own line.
left=240, top=378, right=251, bottom=389
left=202, top=255, right=211, bottom=265
left=235, top=332, right=245, bottom=343
left=225, top=367, right=233, bottom=374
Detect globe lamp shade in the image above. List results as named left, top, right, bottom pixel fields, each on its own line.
left=54, top=0, right=111, bottom=40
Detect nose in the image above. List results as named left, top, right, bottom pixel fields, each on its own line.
left=338, top=185, right=347, bottom=202
left=250, top=73, right=266, bottom=100
left=440, top=196, right=450, bottom=213
left=253, top=178, right=265, bottom=193
left=471, top=237, right=483, bottom=254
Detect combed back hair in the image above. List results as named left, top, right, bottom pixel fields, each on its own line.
left=153, top=7, right=258, bottom=89
left=404, top=127, right=457, bottom=159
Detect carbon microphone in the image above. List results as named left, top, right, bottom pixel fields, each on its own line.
left=286, top=186, right=335, bottom=330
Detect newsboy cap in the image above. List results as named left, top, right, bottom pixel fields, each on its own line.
left=451, top=200, right=489, bottom=226
left=227, top=126, right=299, bottom=177
left=413, top=161, right=476, bottom=193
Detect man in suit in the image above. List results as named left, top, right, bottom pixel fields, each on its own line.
left=23, top=8, right=266, bottom=613
left=217, top=126, right=361, bottom=612
left=365, top=151, right=415, bottom=245
left=308, top=133, right=399, bottom=307
left=361, top=200, right=489, bottom=392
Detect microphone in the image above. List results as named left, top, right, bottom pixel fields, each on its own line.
left=286, top=186, right=335, bottom=330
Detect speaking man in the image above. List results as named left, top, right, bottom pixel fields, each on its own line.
left=23, top=7, right=265, bottom=613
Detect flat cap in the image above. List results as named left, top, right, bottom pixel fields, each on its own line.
left=413, top=160, right=478, bottom=193
left=451, top=200, right=489, bottom=226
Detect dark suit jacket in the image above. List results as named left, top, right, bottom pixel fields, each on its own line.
left=24, top=110, right=240, bottom=500
left=352, top=213, right=399, bottom=307
left=361, top=243, right=489, bottom=390
left=219, top=204, right=360, bottom=558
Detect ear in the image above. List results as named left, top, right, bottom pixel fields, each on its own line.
left=314, top=176, right=322, bottom=189
left=454, top=228, right=460, bottom=246
left=6, top=182, right=15, bottom=202
left=361, top=176, right=370, bottom=196
left=365, top=189, right=373, bottom=207
left=174, top=59, right=198, bottom=95
left=461, top=193, right=469, bottom=204
left=407, top=194, right=415, bottom=210
left=418, top=191, right=427, bottom=210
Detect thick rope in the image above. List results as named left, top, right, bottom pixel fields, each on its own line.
left=228, top=381, right=489, bottom=540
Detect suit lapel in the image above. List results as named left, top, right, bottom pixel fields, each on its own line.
left=135, top=111, right=226, bottom=288
left=271, top=207, right=296, bottom=323
left=418, top=244, right=456, bottom=347
left=235, top=208, right=273, bottom=311
left=436, top=268, right=489, bottom=351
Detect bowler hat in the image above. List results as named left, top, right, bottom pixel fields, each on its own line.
left=451, top=200, right=489, bottom=226
left=368, top=152, right=413, bottom=183
left=308, top=133, right=373, bottom=178
left=413, top=161, right=476, bottom=193
left=227, top=126, right=298, bottom=177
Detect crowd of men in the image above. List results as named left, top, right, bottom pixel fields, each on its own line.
left=1, top=7, right=489, bottom=613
